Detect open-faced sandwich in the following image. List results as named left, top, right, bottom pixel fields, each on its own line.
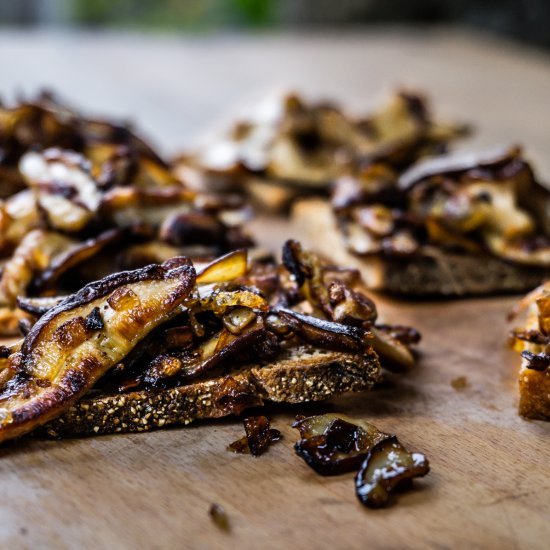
left=294, top=145, right=550, bottom=296
left=175, top=90, right=466, bottom=212
left=510, top=282, right=550, bottom=420
left=0, top=92, right=251, bottom=335
left=0, top=241, right=419, bottom=442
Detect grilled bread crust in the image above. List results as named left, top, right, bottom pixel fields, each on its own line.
left=42, top=347, right=381, bottom=438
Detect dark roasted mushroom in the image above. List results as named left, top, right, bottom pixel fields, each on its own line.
left=355, top=436, right=430, bottom=508
left=277, top=309, right=366, bottom=353
left=521, top=350, right=550, bottom=372
left=292, top=414, right=388, bottom=475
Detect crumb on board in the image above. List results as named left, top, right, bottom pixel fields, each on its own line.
left=451, top=376, right=469, bottom=390
left=209, top=503, right=230, bottom=532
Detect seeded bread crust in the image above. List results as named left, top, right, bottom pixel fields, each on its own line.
left=43, top=347, right=381, bottom=438
left=292, top=199, right=550, bottom=297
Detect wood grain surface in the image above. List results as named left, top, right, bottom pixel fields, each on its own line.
left=0, top=27, right=549, bottom=550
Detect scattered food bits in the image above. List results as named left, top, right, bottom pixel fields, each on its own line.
left=293, top=414, right=429, bottom=508
left=451, top=376, right=469, bottom=390
left=209, top=503, right=230, bottom=532
left=228, top=416, right=281, bottom=456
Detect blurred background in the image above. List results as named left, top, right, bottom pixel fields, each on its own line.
left=1, top=0, right=550, bottom=50
left=0, top=0, right=548, bottom=171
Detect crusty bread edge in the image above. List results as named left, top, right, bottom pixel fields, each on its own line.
left=42, top=348, right=381, bottom=438
left=518, top=357, right=550, bottom=421
left=291, top=199, right=385, bottom=289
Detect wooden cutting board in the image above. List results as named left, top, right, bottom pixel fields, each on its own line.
left=1, top=27, right=550, bottom=550
left=0, top=215, right=548, bottom=550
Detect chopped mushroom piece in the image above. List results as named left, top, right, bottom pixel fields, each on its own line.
left=293, top=414, right=430, bottom=508
left=292, top=414, right=389, bottom=475
left=355, top=436, right=430, bottom=508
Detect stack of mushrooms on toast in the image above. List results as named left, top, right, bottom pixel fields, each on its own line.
left=0, top=92, right=251, bottom=335
left=0, top=241, right=419, bottom=442
left=295, top=145, right=550, bottom=296
left=175, top=90, right=468, bottom=212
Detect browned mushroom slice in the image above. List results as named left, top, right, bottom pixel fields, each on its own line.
left=17, top=295, right=67, bottom=317
left=0, top=190, right=41, bottom=254
left=141, top=317, right=267, bottom=387
left=0, top=339, right=23, bottom=390
left=159, top=211, right=226, bottom=247
left=355, top=436, right=430, bottom=508
left=101, top=186, right=197, bottom=228
left=196, top=249, right=248, bottom=284
left=0, top=230, right=76, bottom=307
left=292, top=414, right=388, bottom=475
left=369, top=327, right=416, bottom=372
left=228, top=416, right=282, bottom=456
left=0, top=258, right=196, bottom=443
left=277, top=309, right=367, bottom=353
left=30, top=228, right=124, bottom=293
left=19, top=149, right=103, bottom=232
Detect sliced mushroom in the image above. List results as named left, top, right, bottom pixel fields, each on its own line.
left=292, top=414, right=388, bottom=475
left=0, top=258, right=196, bottom=442
left=101, top=186, right=196, bottom=228
left=0, top=230, right=76, bottom=307
left=0, top=190, right=41, bottom=254
left=17, top=295, right=67, bottom=317
left=19, top=148, right=103, bottom=232
left=276, top=308, right=367, bottom=352
left=141, top=317, right=267, bottom=386
left=30, top=228, right=124, bottom=293
left=196, top=249, right=249, bottom=284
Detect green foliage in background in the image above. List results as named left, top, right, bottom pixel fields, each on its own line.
left=71, top=0, right=274, bottom=29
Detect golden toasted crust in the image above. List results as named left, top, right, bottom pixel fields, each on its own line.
left=293, top=199, right=550, bottom=296
left=42, top=348, right=381, bottom=438
left=518, top=361, right=550, bottom=420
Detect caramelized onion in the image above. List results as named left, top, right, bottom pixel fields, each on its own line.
left=228, top=416, right=281, bottom=456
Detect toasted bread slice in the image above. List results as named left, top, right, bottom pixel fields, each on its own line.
left=42, top=347, right=380, bottom=437
left=293, top=199, right=550, bottom=297
left=510, top=289, right=550, bottom=420
left=518, top=360, right=550, bottom=420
